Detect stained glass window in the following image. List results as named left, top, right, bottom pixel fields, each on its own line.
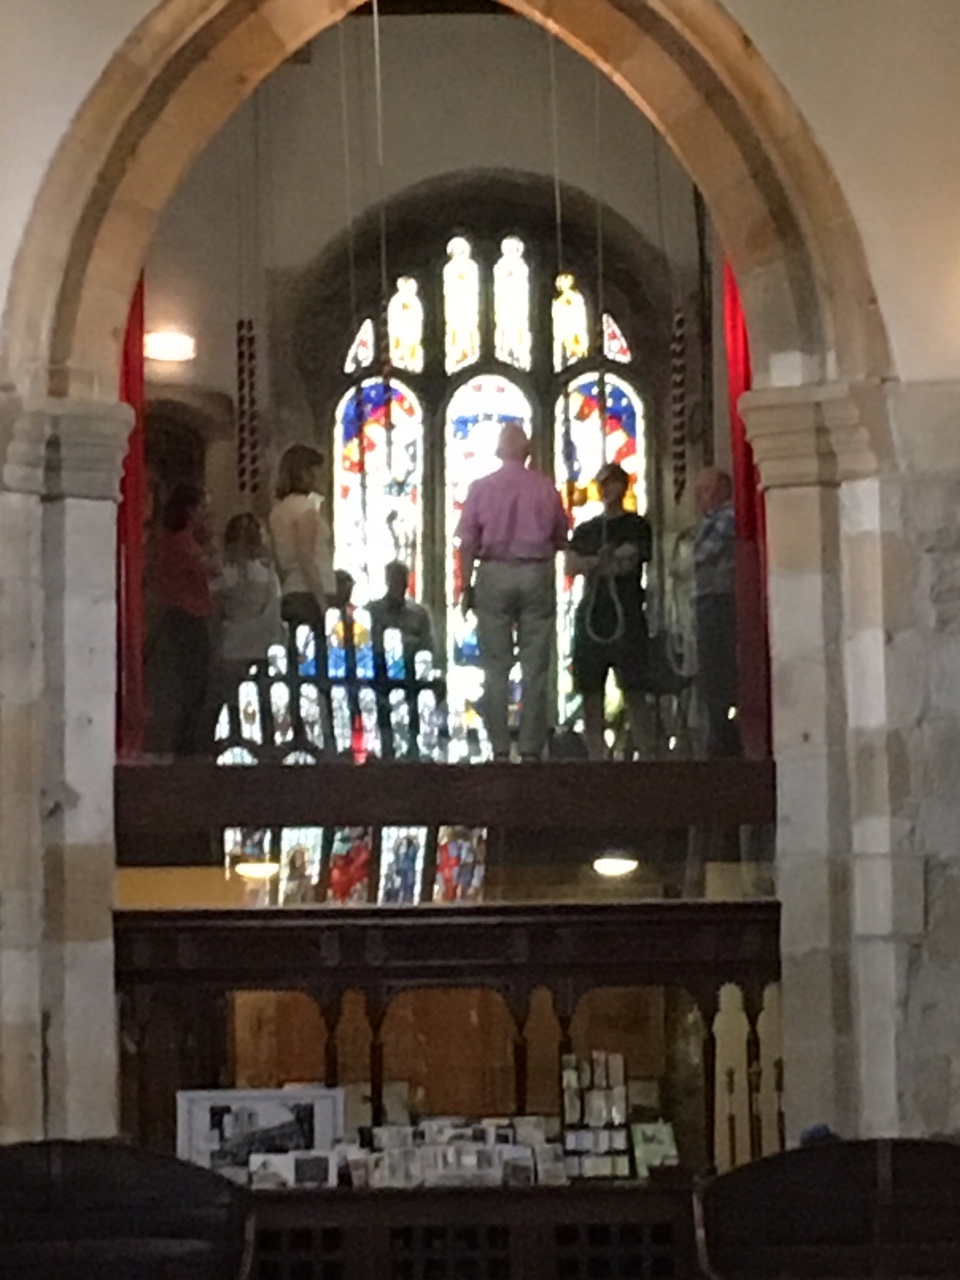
left=603, top=313, right=632, bottom=363
left=553, top=273, right=590, bottom=371
left=344, top=318, right=375, bottom=374
left=333, top=377, right=422, bottom=604
left=214, top=228, right=649, bottom=786
left=435, top=826, right=487, bottom=902
left=388, top=277, right=424, bottom=373
left=446, top=375, right=533, bottom=761
left=443, top=237, right=480, bottom=374
left=279, top=827, right=324, bottom=905
left=378, top=826, right=428, bottom=904
left=493, top=237, right=531, bottom=370
left=327, top=827, right=373, bottom=904
left=555, top=371, right=647, bottom=724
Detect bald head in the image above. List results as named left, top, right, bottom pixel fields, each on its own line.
left=496, top=423, right=531, bottom=464
left=694, top=467, right=733, bottom=516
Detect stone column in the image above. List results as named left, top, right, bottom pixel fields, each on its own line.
left=0, top=396, right=132, bottom=1139
left=743, top=383, right=879, bottom=1140
left=0, top=390, right=47, bottom=1140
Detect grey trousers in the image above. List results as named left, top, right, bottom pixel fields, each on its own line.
left=475, top=559, right=556, bottom=759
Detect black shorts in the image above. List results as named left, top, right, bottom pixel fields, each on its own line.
left=572, top=621, right=650, bottom=695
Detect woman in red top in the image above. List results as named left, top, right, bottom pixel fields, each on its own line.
left=145, top=483, right=216, bottom=756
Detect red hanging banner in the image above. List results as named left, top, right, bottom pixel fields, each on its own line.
left=117, top=275, right=146, bottom=756
left=723, top=262, right=771, bottom=759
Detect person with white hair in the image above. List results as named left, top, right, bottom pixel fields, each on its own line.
left=457, top=423, right=569, bottom=761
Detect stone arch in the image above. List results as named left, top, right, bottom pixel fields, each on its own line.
left=1, top=0, right=891, bottom=434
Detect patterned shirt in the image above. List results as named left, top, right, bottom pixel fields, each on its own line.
left=693, top=500, right=736, bottom=598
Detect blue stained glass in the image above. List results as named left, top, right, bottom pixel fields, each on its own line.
left=354, top=608, right=375, bottom=680
left=383, top=627, right=406, bottom=679
left=378, top=826, right=427, bottom=905
left=335, top=377, right=423, bottom=607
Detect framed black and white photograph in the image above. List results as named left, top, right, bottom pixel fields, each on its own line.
left=177, top=1088, right=344, bottom=1184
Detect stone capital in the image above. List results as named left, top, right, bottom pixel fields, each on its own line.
left=741, top=382, right=877, bottom=489
left=3, top=399, right=134, bottom=500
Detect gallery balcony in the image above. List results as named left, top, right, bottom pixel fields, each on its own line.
left=117, top=611, right=775, bottom=909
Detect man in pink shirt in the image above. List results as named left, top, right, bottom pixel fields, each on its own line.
left=457, top=423, right=569, bottom=761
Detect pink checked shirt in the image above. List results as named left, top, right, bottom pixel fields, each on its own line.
left=458, top=460, right=569, bottom=563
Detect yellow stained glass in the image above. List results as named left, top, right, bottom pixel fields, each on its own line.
left=493, top=236, right=531, bottom=371
left=553, top=272, right=589, bottom=371
left=443, top=237, right=481, bottom=374
left=388, top=277, right=424, bottom=373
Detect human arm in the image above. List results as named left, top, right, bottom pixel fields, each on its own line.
left=456, top=485, right=481, bottom=614
left=565, top=520, right=605, bottom=578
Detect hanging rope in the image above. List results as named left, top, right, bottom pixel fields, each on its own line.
left=338, top=20, right=370, bottom=587
left=670, top=306, right=688, bottom=505
left=370, top=0, right=394, bottom=518
left=582, top=69, right=623, bottom=647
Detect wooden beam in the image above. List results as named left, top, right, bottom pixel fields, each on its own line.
left=114, top=900, right=780, bottom=1000
left=115, top=759, right=775, bottom=837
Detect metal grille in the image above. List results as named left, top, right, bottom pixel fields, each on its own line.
left=390, top=1225, right=512, bottom=1280
left=254, top=1226, right=347, bottom=1280
left=553, top=1221, right=678, bottom=1279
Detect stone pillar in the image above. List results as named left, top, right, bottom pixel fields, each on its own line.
left=0, top=396, right=132, bottom=1139
left=0, top=391, right=47, bottom=1140
left=743, top=383, right=880, bottom=1140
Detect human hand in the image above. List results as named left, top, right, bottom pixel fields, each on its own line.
left=460, top=584, right=476, bottom=617
left=613, top=543, right=640, bottom=573
left=596, top=544, right=617, bottom=576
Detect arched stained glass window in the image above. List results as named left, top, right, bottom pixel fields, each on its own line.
left=553, top=272, right=590, bottom=370
left=220, top=228, right=648, bottom=771
left=603, top=313, right=632, bottom=363
left=344, top=317, right=375, bottom=374
left=446, top=374, right=533, bottom=760
left=555, top=372, right=646, bottom=724
left=388, top=277, right=424, bottom=373
left=444, top=237, right=481, bottom=374
left=494, top=237, right=531, bottom=370
left=333, top=377, right=423, bottom=603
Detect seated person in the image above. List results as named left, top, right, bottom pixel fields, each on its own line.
left=566, top=463, right=654, bottom=760
left=368, top=561, right=434, bottom=665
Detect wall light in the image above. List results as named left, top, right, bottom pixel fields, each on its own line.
left=233, top=859, right=281, bottom=881
left=592, top=853, right=639, bottom=879
left=144, top=330, right=197, bottom=362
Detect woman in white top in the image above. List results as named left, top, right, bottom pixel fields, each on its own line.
left=268, top=444, right=336, bottom=633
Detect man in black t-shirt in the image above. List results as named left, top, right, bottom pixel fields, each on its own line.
left=566, top=463, right=654, bottom=759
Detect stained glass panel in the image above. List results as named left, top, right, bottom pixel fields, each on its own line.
left=327, top=827, right=373, bottom=904
left=493, top=236, right=531, bottom=371
left=378, top=826, right=428, bottom=905
left=388, top=277, right=424, bottom=373
left=334, top=377, right=422, bottom=604
left=344, top=318, right=375, bottom=374
left=555, top=372, right=646, bottom=724
left=446, top=375, right=533, bottom=761
left=434, top=826, right=486, bottom=902
left=603, top=313, right=632, bottom=363
left=443, top=237, right=481, bottom=374
left=553, top=273, right=590, bottom=371
left=279, top=827, right=324, bottom=905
